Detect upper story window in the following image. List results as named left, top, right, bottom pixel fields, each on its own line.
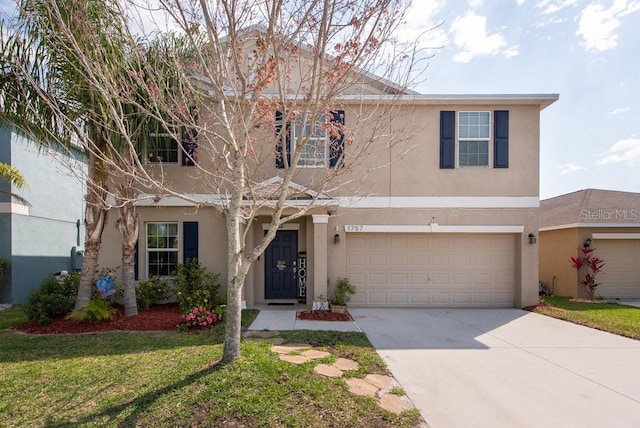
left=294, top=113, right=328, bottom=168
left=440, top=110, right=509, bottom=170
left=275, top=110, right=345, bottom=169
left=148, top=133, right=179, bottom=164
left=458, top=111, right=490, bottom=168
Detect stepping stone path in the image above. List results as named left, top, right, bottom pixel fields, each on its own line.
left=242, top=329, right=415, bottom=415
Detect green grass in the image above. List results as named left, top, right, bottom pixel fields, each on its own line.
left=0, top=307, right=420, bottom=427
left=535, top=295, right=640, bottom=339
left=0, top=305, right=28, bottom=330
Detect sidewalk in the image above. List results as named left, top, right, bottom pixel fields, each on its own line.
left=247, top=307, right=361, bottom=332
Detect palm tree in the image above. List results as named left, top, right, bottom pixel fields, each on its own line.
left=1, top=0, right=139, bottom=314
left=0, top=163, right=27, bottom=190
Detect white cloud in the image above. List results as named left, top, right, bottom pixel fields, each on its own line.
left=537, top=0, right=579, bottom=15
left=450, top=12, right=518, bottom=63
left=576, top=1, right=640, bottom=52
left=468, top=0, right=483, bottom=7
left=559, top=163, right=586, bottom=174
left=398, top=1, right=449, bottom=50
left=599, top=138, right=640, bottom=167
left=609, top=107, right=630, bottom=115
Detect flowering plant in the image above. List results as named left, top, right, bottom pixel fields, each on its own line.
left=182, top=306, right=220, bottom=329
left=570, top=247, right=605, bottom=300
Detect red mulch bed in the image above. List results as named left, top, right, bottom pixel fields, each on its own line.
left=296, top=310, right=352, bottom=322
left=12, top=303, right=184, bottom=334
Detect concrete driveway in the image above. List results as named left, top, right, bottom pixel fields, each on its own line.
left=349, top=308, right=640, bottom=428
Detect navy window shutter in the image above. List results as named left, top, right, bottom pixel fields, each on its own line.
left=329, top=110, right=345, bottom=167
left=275, top=111, right=290, bottom=168
left=183, top=221, right=199, bottom=262
left=134, top=241, right=139, bottom=280
left=494, top=110, right=509, bottom=168
left=440, top=111, right=455, bottom=169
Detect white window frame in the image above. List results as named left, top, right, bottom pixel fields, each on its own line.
left=457, top=111, right=491, bottom=168
left=146, top=222, right=179, bottom=278
left=148, top=132, right=179, bottom=164
left=292, top=113, right=328, bottom=168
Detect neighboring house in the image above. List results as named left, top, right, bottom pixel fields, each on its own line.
left=97, top=77, right=557, bottom=309
left=0, top=124, right=86, bottom=303
left=539, top=189, right=640, bottom=299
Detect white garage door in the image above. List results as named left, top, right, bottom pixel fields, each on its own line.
left=347, top=233, right=516, bottom=307
left=593, top=240, right=640, bottom=298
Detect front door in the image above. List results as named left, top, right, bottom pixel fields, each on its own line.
left=265, top=230, right=298, bottom=299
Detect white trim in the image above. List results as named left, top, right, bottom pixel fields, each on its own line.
left=312, top=214, right=330, bottom=224
left=262, top=223, right=300, bottom=231
left=0, top=202, right=30, bottom=215
left=344, top=224, right=524, bottom=234
left=339, top=196, right=539, bottom=209
left=540, top=223, right=640, bottom=232
left=136, top=194, right=539, bottom=209
left=592, top=233, right=640, bottom=240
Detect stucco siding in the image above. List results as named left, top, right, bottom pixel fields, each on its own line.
left=539, top=228, right=579, bottom=298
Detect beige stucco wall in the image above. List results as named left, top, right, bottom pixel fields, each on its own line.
left=539, top=226, right=640, bottom=299
left=143, top=102, right=542, bottom=200
left=539, top=228, right=579, bottom=298
left=98, top=206, right=230, bottom=295
left=98, top=97, right=549, bottom=309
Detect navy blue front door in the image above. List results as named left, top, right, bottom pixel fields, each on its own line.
left=265, top=230, right=298, bottom=299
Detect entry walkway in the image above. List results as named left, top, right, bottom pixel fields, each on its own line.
left=247, top=307, right=361, bottom=332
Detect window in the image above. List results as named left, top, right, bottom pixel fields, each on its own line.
left=458, top=111, right=490, bottom=167
left=275, top=110, right=345, bottom=169
left=293, top=114, right=327, bottom=167
left=147, top=222, right=178, bottom=277
left=149, top=133, right=179, bottom=164
left=440, top=110, right=509, bottom=169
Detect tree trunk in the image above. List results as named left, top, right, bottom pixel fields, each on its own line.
left=117, top=195, right=139, bottom=316
left=221, top=208, right=246, bottom=364
left=75, top=156, right=108, bottom=311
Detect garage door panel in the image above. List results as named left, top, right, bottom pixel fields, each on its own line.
left=347, top=233, right=515, bottom=307
left=390, top=254, right=409, bottom=266
left=390, top=273, right=408, bottom=285
left=594, top=240, right=640, bottom=298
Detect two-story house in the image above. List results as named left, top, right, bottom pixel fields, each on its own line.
left=0, top=124, right=86, bottom=303
left=96, top=75, right=557, bottom=309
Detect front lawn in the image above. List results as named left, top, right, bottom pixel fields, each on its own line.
left=0, top=307, right=420, bottom=427
left=532, top=295, right=640, bottom=340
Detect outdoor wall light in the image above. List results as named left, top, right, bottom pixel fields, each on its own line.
left=584, top=238, right=592, bottom=248
left=334, top=233, right=340, bottom=244
left=528, top=233, right=537, bottom=244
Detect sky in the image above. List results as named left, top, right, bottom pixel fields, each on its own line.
left=400, top=0, right=640, bottom=199
left=2, top=0, right=638, bottom=200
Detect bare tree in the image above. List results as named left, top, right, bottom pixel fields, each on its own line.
left=120, top=0, right=417, bottom=362
left=4, top=0, right=418, bottom=362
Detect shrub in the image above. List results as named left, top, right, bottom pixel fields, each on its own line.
left=136, top=276, right=170, bottom=311
left=67, top=299, right=119, bottom=324
left=570, top=247, right=605, bottom=300
left=181, top=306, right=220, bottom=329
left=332, top=278, right=356, bottom=306
left=26, top=272, right=80, bottom=325
left=171, top=259, right=220, bottom=313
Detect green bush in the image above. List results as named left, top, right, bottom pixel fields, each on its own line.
left=26, top=272, right=80, bottom=325
left=67, top=299, right=119, bottom=324
left=171, top=259, right=220, bottom=313
left=136, top=276, right=170, bottom=311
